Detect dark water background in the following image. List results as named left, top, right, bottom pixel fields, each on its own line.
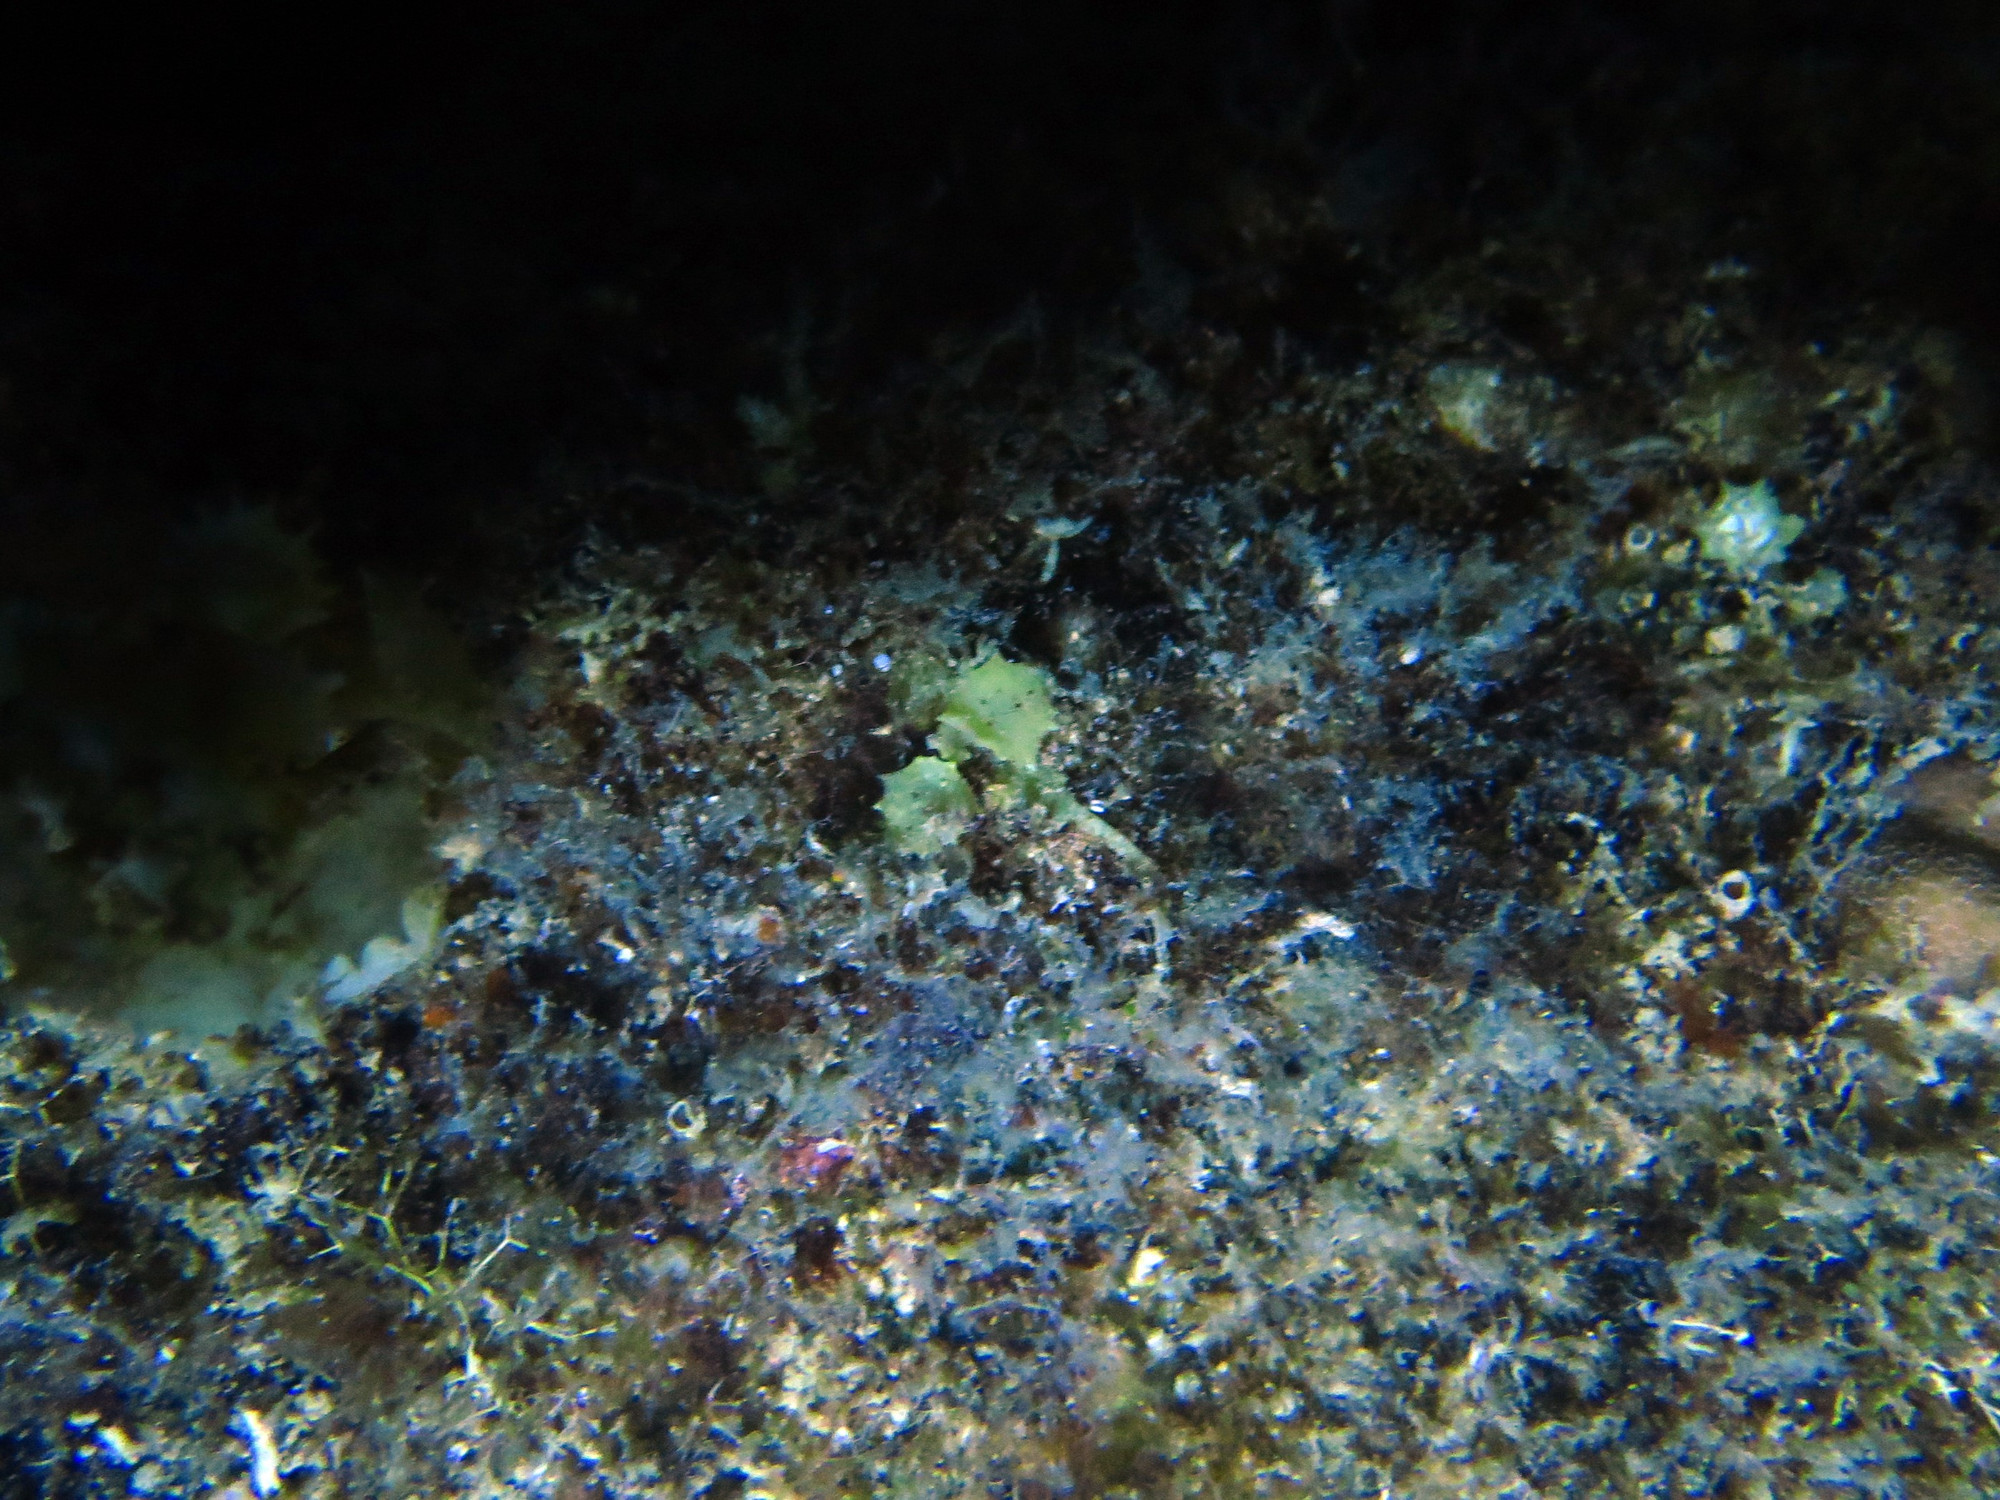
left=0, top=2, right=1993, bottom=590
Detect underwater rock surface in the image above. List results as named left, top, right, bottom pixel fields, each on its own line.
left=6, top=7, right=2000, bottom=1497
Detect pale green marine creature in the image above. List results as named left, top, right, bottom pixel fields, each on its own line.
left=877, top=653, right=1150, bottom=871
left=876, top=754, right=979, bottom=856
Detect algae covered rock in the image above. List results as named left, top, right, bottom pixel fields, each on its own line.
left=4, top=8, right=2000, bottom=1498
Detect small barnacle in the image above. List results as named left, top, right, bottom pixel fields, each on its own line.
left=1711, top=870, right=1756, bottom=922
left=1694, top=480, right=1804, bottom=575
left=666, top=1098, right=707, bottom=1139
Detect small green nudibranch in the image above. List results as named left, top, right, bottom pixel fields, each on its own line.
left=875, top=652, right=1151, bottom=872
left=933, top=654, right=1057, bottom=768
left=877, top=754, right=980, bottom=855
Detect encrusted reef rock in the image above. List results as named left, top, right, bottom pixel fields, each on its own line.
left=7, top=9, right=2000, bottom=1498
